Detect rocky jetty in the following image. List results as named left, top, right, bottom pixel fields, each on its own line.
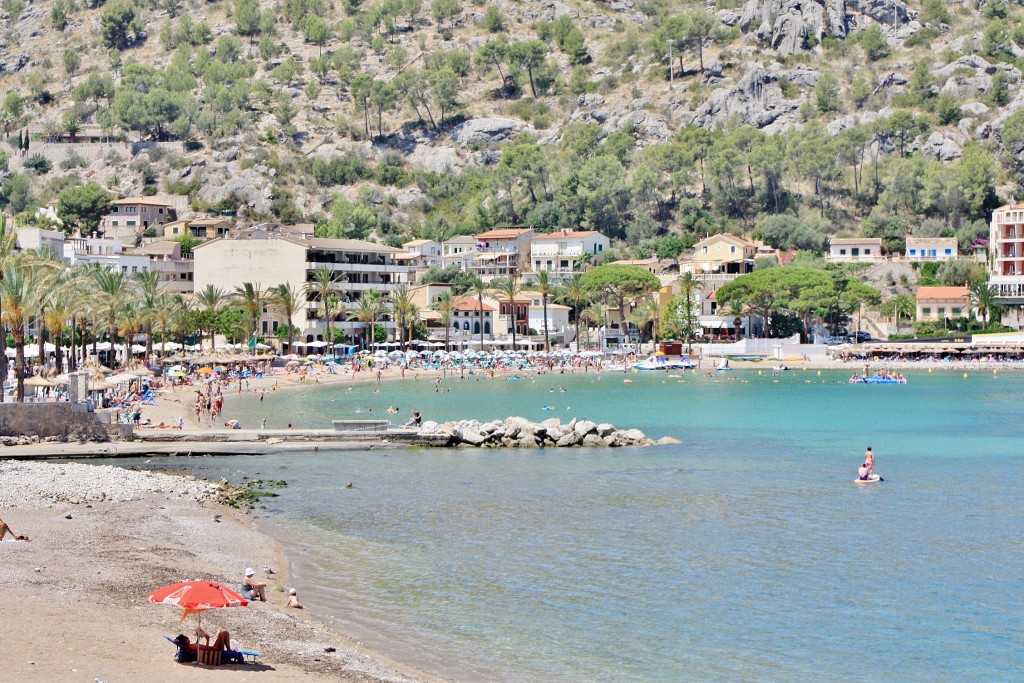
left=423, top=417, right=677, bottom=449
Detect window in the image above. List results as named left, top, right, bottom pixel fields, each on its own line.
left=909, top=249, right=917, bottom=255
left=865, top=249, right=872, bottom=255
left=944, top=249, right=952, bottom=255
left=484, top=322, right=491, bottom=334
left=938, top=307, right=946, bottom=316
left=473, top=322, right=480, bottom=334
left=730, top=245, right=736, bottom=253
left=702, top=246, right=708, bottom=254
left=839, top=248, right=847, bottom=255
left=952, top=308, right=962, bottom=315
left=923, top=307, right=932, bottom=315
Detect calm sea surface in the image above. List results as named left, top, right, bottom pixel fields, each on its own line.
left=115, top=368, right=1024, bottom=681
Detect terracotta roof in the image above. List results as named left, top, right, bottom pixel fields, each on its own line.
left=453, top=297, right=494, bottom=312
left=532, top=231, right=600, bottom=240
left=476, top=228, right=533, bottom=239
left=830, top=237, right=882, bottom=245
left=694, top=233, right=755, bottom=248
left=996, top=202, right=1024, bottom=211
left=403, top=239, right=434, bottom=247
left=189, top=217, right=230, bottom=226
left=113, top=197, right=175, bottom=207
left=916, top=286, right=969, bottom=301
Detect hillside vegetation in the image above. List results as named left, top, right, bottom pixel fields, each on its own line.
left=1, top=0, right=1022, bottom=261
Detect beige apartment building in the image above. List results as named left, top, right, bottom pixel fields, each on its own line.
left=193, top=234, right=409, bottom=345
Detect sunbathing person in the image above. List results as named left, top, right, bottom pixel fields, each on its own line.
left=0, top=517, right=29, bottom=541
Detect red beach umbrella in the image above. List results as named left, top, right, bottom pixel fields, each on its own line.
left=149, top=580, right=248, bottom=622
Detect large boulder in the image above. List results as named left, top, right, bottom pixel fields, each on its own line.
left=450, top=117, right=533, bottom=147
left=739, top=0, right=826, bottom=55
left=920, top=132, right=963, bottom=161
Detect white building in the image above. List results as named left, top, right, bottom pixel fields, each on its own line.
left=63, top=235, right=151, bottom=275
left=827, top=237, right=884, bottom=262
left=527, top=229, right=609, bottom=283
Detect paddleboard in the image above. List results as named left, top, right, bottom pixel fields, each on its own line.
left=855, top=474, right=883, bottom=484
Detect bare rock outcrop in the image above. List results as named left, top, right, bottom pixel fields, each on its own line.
left=693, top=65, right=799, bottom=131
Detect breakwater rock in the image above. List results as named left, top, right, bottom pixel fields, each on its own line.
left=424, top=417, right=677, bottom=448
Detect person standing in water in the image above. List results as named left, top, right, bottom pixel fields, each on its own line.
left=864, top=447, right=875, bottom=476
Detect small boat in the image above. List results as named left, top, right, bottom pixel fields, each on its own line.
left=632, top=355, right=669, bottom=371
left=715, top=358, right=731, bottom=371
left=855, top=474, right=883, bottom=484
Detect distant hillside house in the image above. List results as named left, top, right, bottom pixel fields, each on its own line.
left=473, top=228, right=535, bottom=282
left=127, top=240, right=194, bottom=294
left=681, top=234, right=759, bottom=288
left=827, top=237, right=883, bottom=263
left=42, top=125, right=123, bottom=144
left=905, top=237, right=958, bottom=262
left=395, top=239, right=442, bottom=275
left=163, top=217, right=232, bottom=240
left=916, top=286, right=970, bottom=322
left=99, top=197, right=177, bottom=238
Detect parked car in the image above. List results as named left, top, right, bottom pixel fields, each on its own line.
left=824, top=336, right=848, bottom=345
left=854, top=331, right=873, bottom=343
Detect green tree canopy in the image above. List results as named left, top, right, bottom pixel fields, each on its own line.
left=57, top=184, right=113, bottom=236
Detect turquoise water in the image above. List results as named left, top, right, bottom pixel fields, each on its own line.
left=130, top=369, right=1024, bottom=681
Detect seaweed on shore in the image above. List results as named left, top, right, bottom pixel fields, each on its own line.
left=222, top=478, right=287, bottom=510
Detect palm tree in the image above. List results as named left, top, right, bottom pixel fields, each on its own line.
left=969, top=282, right=999, bottom=329
left=465, top=275, right=489, bottom=349
left=134, top=269, right=162, bottom=361
left=118, top=301, right=144, bottom=359
left=350, top=296, right=377, bottom=350
left=364, top=289, right=386, bottom=348
left=491, top=276, right=524, bottom=351
left=153, top=294, right=182, bottom=356
left=580, top=303, right=604, bottom=350
left=434, top=290, right=456, bottom=352
left=0, top=215, right=20, bottom=400
left=676, top=272, right=705, bottom=353
left=406, top=302, right=421, bottom=345
left=557, top=274, right=591, bottom=353
left=195, top=284, right=227, bottom=350
left=0, top=264, right=38, bottom=401
left=883, top=293, right=916, bottom=334
left=536, top=269, right=552, bottom=352
left=305, top=265, right=337, bottom=347
left=630, top=297, right=662, bottom=348
left=43, top=280, right=76, bottom=374
left=269, top=282, right=304, bottom=353
left=232, top=282, right=266, bottom=347
left=721, top=296, right=746, bottom=340
left=391, top=284, right=414, bottom=348
left=92, top=267, right=132, bottom=367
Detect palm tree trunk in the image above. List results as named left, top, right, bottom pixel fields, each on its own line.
left=14, top=329, right=24, bottom=402
left=542, top=295, right=549, bottom=352
left=0, top=299, right=6, bottom=404
left=55, top=326, right=64, bottom=374
left=509, top=299, right=517, bottom=351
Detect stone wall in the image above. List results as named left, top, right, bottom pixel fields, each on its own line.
left=0, top=403, right=119, bottom=441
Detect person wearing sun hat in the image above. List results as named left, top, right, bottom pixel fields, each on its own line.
left=286, top=588, right=304, bottom=609
left=241, top=567, right=267, bottom=601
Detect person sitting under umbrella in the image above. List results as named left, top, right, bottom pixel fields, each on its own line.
left=173, top=628, right=232, bottom=663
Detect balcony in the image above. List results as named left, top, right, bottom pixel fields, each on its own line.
left=531, top=245, right=584, bottom=257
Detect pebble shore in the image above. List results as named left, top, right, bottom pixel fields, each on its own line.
left=0, top=459, right=439, bottom=683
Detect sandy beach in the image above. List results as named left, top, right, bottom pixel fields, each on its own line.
left=0, top=460, right=444, bottom=683
left=131, top=353, right=1024, bottom=433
